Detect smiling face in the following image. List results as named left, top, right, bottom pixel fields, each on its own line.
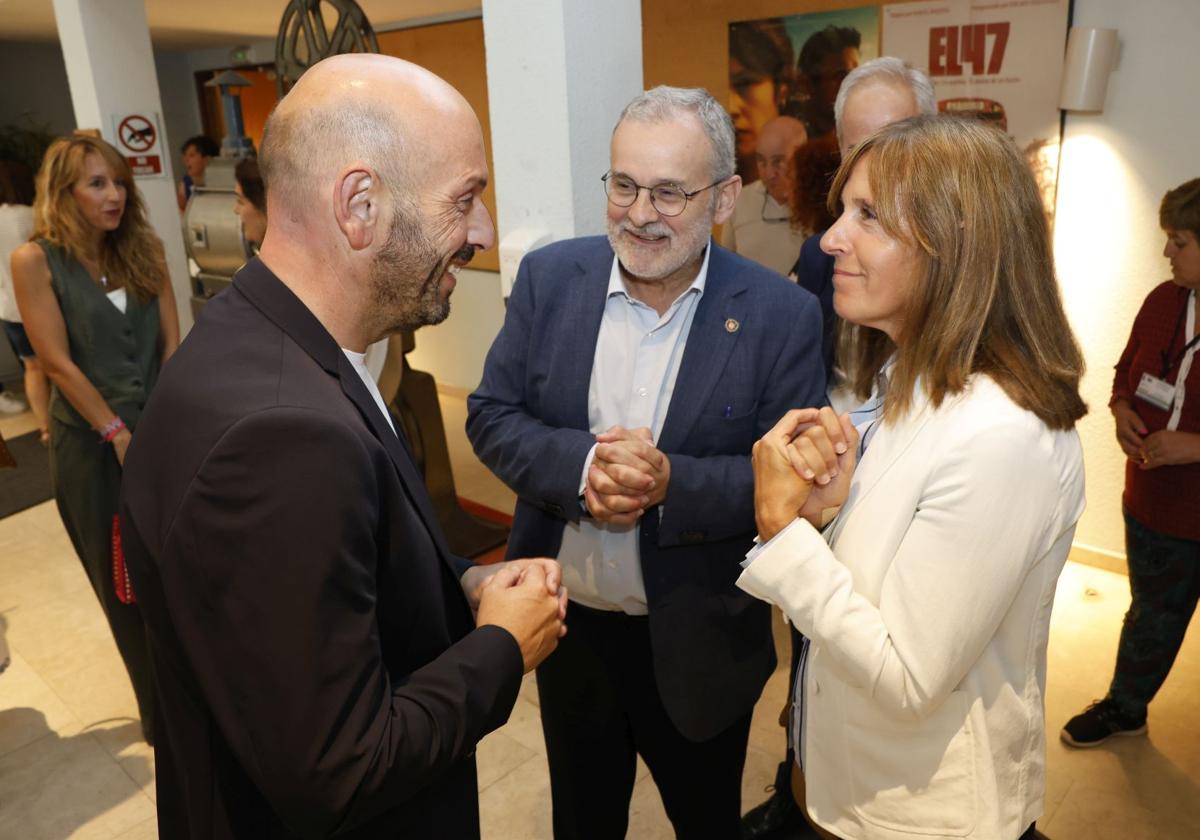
left=606, top=114, right=736, bottom=290
left=820, top=154, right=923, bottom=343
left=1164, top=227, right=1200, bottom=289
left=370, top=112, right=494, bottom=333
left=71, top=152, right=127, bottom=234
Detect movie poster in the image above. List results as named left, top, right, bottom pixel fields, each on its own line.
left=882, top=0, right=1069, bottom=219
left=729, top=7, right=881, bottom=185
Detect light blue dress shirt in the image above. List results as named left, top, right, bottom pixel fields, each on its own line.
left=556, top=244, right=713, bottom=615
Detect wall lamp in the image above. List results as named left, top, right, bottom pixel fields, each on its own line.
left=1059, top=27, right=1119, bottom=112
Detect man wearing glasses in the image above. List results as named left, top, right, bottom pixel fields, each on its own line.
left=468, top=86, right=825, bottom=839
left=719, top=115, right=810, bottom=277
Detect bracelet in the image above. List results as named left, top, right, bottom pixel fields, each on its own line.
left=100, top=417, right=127, bottom=443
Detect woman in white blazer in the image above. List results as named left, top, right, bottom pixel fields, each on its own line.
left=738, top=115, right=1087, bottom=840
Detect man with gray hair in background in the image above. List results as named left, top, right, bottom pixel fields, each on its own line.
left=719, top=115, right=810, bottom=277
left=741, top=55, right=937, bottom=840
left=468, top=85, right=825, bottom=838
left=792, top=55, right=937, bottom=385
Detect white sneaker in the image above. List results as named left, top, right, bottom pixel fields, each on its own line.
left=0, top=391, right=28, bottom=415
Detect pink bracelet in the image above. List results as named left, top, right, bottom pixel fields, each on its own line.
left=100, top=417, right=127, bottom=443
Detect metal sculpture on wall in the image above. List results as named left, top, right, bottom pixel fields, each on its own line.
left=275, top=0, right=380, bottom=96
left=185, top=0, right=508, bottom=558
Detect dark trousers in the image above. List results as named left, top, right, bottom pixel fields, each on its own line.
left=1108, top=510, right=1200, bottom=717
left=50, top=420, right=155, bottom=737
left=536, top=602, right=752, bottom=840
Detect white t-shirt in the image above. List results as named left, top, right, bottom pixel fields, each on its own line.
left=0, top=204, right=35, bottom=322
left=342, top=347, right=396, bottom=436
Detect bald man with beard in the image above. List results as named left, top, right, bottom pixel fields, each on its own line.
left=119, top=54, right=566, bottom=839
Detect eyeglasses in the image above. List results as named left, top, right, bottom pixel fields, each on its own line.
left=602, top=171, right=725, bottom=217
left=760, top=189, right=790, bottom=225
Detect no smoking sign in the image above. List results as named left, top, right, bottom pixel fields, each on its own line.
left=110, top=111, right=165, bottom=178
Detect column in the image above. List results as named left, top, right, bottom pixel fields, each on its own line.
left=481, top=0, right=643, bottom=293
left=52, top=0, right=193, bottom=331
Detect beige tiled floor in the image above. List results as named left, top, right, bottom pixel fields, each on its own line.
left=2, top=394, right=1199, bottom=839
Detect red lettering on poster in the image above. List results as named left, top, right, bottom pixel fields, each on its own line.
left=928, top=22, right=1010, bottom=77
left=987, top=22, right=1010, bottom=74
left=930, top=26, right=948, bottom=75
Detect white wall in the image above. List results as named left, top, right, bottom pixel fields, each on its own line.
left=1055, top=0, right=1200, bottom=565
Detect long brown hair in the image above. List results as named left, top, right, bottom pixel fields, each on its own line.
left=830, top=115, right=1086, bottom=430
left=31, top=135, right=166, bottom=304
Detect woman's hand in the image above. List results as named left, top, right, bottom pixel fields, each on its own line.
left=1111, top=399, right=1147, bottom=460
left=754, top=408, right=856, bottom=541
left=1138, top=429, right=1200, bottom=469
left=112, top=428, right=132, bottom=466
left=792, top=408, right=859, bottom=527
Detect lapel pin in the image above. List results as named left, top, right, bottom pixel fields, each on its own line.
left=725, top=318, right=740, bottom=333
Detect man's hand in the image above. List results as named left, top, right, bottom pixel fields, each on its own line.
left=1138, top=429, right=1200, bottom=469
left=586, top=426, right=670, bottom=524
left=475, top=563, right=567, bottom=672
left=461, top=558, right=567, bottom=622
left=1112, top=399, right=1147, bottom=460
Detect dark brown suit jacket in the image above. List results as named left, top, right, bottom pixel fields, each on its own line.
left=120, top=259, right=522, bottom=838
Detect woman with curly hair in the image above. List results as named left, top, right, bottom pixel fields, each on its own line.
left=11, top=135, right=178, bottom=742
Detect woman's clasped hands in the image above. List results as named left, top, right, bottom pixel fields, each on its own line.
left=752, top=407, right=860, bottom=542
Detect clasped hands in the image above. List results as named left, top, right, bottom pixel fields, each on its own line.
left=462, top=558, right=569, bottom=673
left=1113, top=399, right=1199, bottom=469
left=753, top=407, right=860, bottom=543
left=584, top=425, right=670, bottom=525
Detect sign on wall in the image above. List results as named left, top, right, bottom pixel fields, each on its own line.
left=109, top=111, right=166, bottom=178
left=882, top=0, right=1068, bottom=220
left=729, top=7, right=881, bottom=184
left=728, top=0, right=1069, bottom=221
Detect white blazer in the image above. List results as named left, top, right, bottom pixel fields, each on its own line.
left=738, top=375, right=1084, bottom=840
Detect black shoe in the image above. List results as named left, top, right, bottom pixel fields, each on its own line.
left=1061, top=698, right=1147, bottom=748
left=741, top=761, right=817, bottom=840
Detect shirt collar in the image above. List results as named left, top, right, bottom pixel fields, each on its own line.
left=607, top=237, right=712, bottom=305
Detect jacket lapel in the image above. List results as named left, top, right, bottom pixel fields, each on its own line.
left=233, top=259, right=456, bottom=563
left=558, top=249, right=611, bottom=431
left=826, top=387, right=937, bottom=546
left=657, top=247, right=747, bottom=453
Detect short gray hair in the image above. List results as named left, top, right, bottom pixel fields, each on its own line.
left=833, top=57, right=937, bottom=136
left=616, top=85, right=736, bottom=181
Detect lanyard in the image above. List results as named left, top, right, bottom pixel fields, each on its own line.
left=1160, top=288, right=1200, bottom=378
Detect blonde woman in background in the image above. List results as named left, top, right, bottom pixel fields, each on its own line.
left=740, top=116, right=1086, bottom=840
left=11, top=135, right=178, bottom=744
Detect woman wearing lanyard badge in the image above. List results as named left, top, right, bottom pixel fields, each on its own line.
left=1062, top=178, right=1200, bottom=747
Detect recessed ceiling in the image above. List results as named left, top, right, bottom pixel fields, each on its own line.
left=0, top=0, right=481, bottom=49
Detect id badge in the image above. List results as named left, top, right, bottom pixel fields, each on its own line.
left=1135, top=372, right=1175, bottom=411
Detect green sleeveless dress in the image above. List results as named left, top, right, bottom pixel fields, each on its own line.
left=39, top=239, right=160, bottom=736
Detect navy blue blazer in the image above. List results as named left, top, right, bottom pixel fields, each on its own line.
left=467, top=236, right=826, bottom=741
left=792, top=231, right=837, bottom=381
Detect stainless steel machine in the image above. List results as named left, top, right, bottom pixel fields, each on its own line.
left=182, top=157, right=249, bottom=319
